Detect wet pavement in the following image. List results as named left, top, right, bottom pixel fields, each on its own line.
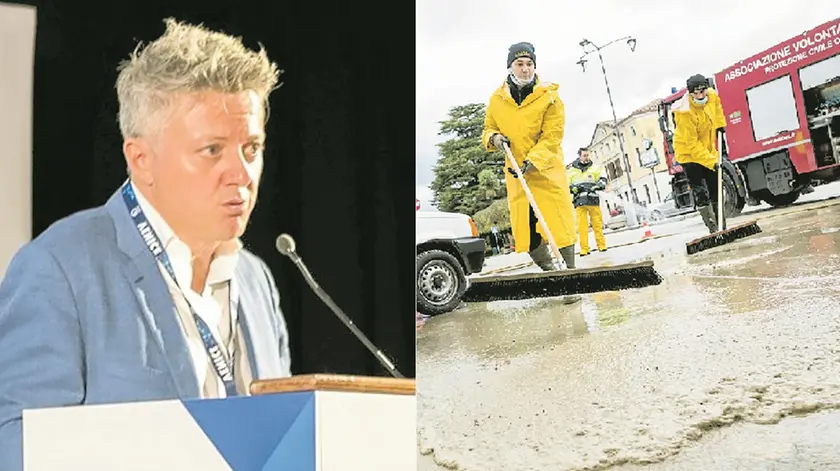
left=417, top=191, right=840, bottom=470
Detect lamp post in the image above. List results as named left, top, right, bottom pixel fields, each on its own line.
left=577, top=36, right=640, bottom=228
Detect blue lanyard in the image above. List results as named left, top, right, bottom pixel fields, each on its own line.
left=121, top=182, right=239, bottom=397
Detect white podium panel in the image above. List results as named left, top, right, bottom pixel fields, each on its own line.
left=23, top=383, right=415, bottom=471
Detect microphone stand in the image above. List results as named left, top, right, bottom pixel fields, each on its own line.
left=283, top=249, right=405, bottom=379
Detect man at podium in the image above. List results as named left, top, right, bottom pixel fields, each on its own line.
left=0, top=19, right=292, bottom=470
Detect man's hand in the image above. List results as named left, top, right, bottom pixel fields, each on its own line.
left=521, top=160, right=535, bottom=174
left=491, top=133, right=510, bottom=150
left=507, top=160, right=536, bottom=178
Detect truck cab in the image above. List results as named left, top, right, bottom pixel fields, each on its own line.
left=416, top=209, right=486, bottom=316
left=711, top=17, right=839, bottom=207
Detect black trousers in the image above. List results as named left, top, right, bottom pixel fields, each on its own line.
left=682, top=162, right=718, bottom=208
left=528, top=206, right=543, bottom=251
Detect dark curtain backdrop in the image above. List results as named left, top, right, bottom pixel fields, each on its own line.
left=10, top=0, right=416, bottom=378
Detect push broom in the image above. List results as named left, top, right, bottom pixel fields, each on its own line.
left=462, top=143, right=663, bottom=303
left=685, top=131, right=761, bottom=255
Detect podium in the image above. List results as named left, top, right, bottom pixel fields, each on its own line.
left=22, top=374, right=416, bottom=471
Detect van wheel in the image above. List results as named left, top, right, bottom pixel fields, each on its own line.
left=416, top=250, right=467, bottom=316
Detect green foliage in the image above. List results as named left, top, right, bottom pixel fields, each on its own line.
left=429, top=103, right=506, bottom=215
left=472, top=198, right=510, bottom=234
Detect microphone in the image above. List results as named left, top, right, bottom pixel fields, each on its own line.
left=275, top=234, right=405, bottom=378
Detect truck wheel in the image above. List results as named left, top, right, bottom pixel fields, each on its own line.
left=761, top=190, right=799, bottom=208
left=722, top=170, right=745, bottom=218
left=416, top=249, right=467, bottom=316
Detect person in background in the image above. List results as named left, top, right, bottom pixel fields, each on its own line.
left=671, top=74, right=726, bottom=233
left=0, top=19, right=291, bottom=471
left=568, top=147, right=608, bottom=256
left=482, top=41, right=577, bottom=272
left=490, top=222, right=501, bottom=255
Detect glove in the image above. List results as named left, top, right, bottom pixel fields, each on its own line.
left=507, top=160, right=535, bottom=178
left=491, top=133, right=510, bottom=150
left=577, top=182, right=595, bottom=192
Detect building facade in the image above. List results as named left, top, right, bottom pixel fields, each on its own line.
left=585, top=100, right=672, bottom=215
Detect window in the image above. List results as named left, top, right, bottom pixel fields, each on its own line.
left=745, top=74, right=801, bottom=142
left=644, top=184, right=651, bottom=203
left=798, top=52, right=840, bottom=121
left=630, top=125, right=637, bottom=136
left=799, top=52, right=840, bottom=90
left=606, top=142, right=611, bottom=152
left=635, top=148, right=642, bottom=166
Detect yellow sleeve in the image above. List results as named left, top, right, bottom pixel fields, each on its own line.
left=673, top=112, right=714, bottom=163
left=593, top=165, right=607, bottom=185
left=482, top=99, right=502, bottom=152
left=526, top=90, right=564, bottom=171
left=714, top=98, right=726, bottom=130
left=590, top=164, right=602, bottom=180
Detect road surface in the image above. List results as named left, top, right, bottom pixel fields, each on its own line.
left=417, top=185, right=840, bottom=470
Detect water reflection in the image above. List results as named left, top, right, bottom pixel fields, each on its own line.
left=418, top=205, right=840, bottom=471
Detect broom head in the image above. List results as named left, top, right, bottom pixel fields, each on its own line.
left=463, top=260, right=662, bottom=303
left=685, top=220, right=762, bottom=255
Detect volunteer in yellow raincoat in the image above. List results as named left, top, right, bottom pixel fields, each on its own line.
left=482, top=42, right=577, bottom=270
left=568, top=147, right=608, bottom=255
left=672, top=74, right=726, bottom=233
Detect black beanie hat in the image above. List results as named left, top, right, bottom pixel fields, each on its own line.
left=686, top=74, right=708, bottom=91
left=507, top=42, right=536, bottom=68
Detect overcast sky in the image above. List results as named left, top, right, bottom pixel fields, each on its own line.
left=416, top=0, right=839, bottom=210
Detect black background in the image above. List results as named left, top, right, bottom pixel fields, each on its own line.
left=6, top=0, right=416, bottom=378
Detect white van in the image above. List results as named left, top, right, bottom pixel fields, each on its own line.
left=416, top=210, right=486, bottom=315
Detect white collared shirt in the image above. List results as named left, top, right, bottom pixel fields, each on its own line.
left=131, top=182, right=253, bottom=398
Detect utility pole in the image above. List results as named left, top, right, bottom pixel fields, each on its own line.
left=651, top=167, right=662, bottom=202
left=577, top=36, right=640, bottom=228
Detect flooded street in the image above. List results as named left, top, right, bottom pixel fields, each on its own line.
left=417, top=194, right=840, bottom=470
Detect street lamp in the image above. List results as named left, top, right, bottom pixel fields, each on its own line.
left=577, top=36, right=640, bottom=228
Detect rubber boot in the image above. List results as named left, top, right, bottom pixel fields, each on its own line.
left=697, top=205, right=718, bottom=234
left=559, top=244, right=576, bottom=269
left=558, top=244, right=581, bottom=304
left=528, top=242, right=556, bottom=271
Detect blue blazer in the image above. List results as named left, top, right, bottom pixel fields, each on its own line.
left=0, top=189, right=292, bottom=470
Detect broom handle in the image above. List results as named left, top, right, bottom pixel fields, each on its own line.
left=502, top=143, right=567, bottom=269
left=717, top=131, right=724, bottom=231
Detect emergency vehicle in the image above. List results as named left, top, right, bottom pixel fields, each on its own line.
left=658, top=16, right=840, bottom=213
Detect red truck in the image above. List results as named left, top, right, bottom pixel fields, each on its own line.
left=658, top=16, right=840, bottom=215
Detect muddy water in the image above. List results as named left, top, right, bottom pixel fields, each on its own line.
left=417, top=206, right=840, bottom=470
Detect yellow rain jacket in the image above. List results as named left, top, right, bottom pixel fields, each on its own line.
left=672, top=89, right=727, bottom=171
left=482, top=77, right=576, bottom=253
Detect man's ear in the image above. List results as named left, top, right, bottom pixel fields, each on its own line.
left=123, top=137, right=154, bottom=185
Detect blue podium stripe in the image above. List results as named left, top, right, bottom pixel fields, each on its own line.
left=260, top=397, right=316, bottom=471
left=183, top=392, right=316, bottom=471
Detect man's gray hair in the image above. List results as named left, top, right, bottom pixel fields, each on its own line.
left=115, top=18, right=281, bottom=139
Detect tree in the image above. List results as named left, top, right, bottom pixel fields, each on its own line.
left=472, top=197, right=510, bottom=234
left=429, top=103, right=506, bottom=215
